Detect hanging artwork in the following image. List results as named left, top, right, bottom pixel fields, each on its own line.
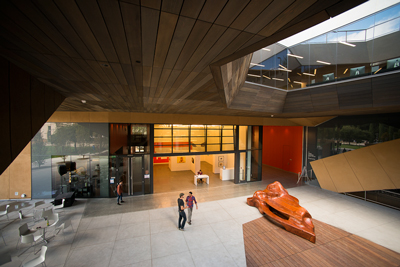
left=177, top=157, right=186, bottom=163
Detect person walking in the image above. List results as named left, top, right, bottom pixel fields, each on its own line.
left=117, top=180, right=124, bottom=205
left=178, top=193, right=187, bottom=231
left=185, top=191, right=198, bottom=225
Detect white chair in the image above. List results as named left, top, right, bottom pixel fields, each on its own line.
left=54, top=220, right=74, bottom=240
left=34, top=201, right=45, bottom=208
left=41, top=209, right=54, bottom=221
left=47, top=213, right=59, bottom=228
left=18, top=231, right=44, bottom=256
left=1, top=229, right=6, bottom=245
left=53, top=199, right=65, bottom=215
left=17, top=223, right=38, bottom=249
left=19, top=210, right=37, bottom=226
left=0, top=205, right=10, bottom=221
left=22, top=245, right=47, bottom=267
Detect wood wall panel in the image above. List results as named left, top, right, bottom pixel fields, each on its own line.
left=309, top=160, right=337, bottom=192
left=0, top=57, right=65, bottom=176
left=370, top=139, right=400, bottom=188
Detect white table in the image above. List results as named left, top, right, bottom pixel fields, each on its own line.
left=219, top=168, right=234, bottom=180
left=194, top=175, right=209, bottom=185
left=31, top=220, right=55, bottom=244
left=34, top=203, right=53, bottom=211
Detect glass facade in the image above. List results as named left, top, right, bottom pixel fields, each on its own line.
left=247, top=4, right=400, bottom=90
left=154, top=124, right=236, bottom=154
left=238, top=126, right=262, bottom=182
left=31, top=123, right=109, bottom=198
left=306, top=113, right=400, bottom=209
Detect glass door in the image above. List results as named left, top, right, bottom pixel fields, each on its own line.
left=130, top=156, right=144, bottom=195
left=110, top=156, right=144, bottom=196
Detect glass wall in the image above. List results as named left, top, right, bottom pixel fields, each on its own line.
left=306, top=113, right=400, bottom=209
left=247, top=3, right=400, bottom=90
left=31, top=123, right=109, bottom=198
left=238, top=126, right=262, bottom=182
left=154, top=124, right=236, bottom=154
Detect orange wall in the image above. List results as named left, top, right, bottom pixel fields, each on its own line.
left=263, top=126, right=303, bottom=174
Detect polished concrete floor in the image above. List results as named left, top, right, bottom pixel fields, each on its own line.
left=1, top=165, right=399, bottom=266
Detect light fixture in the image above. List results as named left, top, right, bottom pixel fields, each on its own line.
left=250, top=63, right=265, bottom=67
left=316, top=60, right=331, bottom=65
left=314, top=69, right=317, bottom=75
left=263, top=75, right=271, bottom=79
left=339, top=41, right=356, bottom=47
left=288, top=78, right=291, bottom=82
left=302, top=72, right=315, bottom=76
left=272, top=78, right=284, bottom=81
left=288, top=54, right=303, bottom=59
left=279, top=64, right=287, bottom=69
left=247, top=74, right=261, bottom=77
left=262, top=48, right=270, bottom=51
left=81, top=100, right=86, bottom=104
left=293, top=81, right=303, bottom=85
left=278, top=68, right=292, bottom=72
left=271, top=115, right=274, bottom=117
left=290, top=84, right=293, bottom=88
left=343, top=68, right=348, bottom=74
left=374, top=68, right=382, bottom=74
left=296, top=73, right=302, bottom=76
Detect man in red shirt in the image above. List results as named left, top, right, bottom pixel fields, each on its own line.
left=185, top=191, right=198, bottom=225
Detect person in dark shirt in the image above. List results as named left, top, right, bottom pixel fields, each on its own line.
left=185, top=191, right=198, bottom=225
left=117, top=181, right=124, bottom=205
left=178, top=193, right=187, bottom=231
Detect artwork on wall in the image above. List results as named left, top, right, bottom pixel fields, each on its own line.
left=218, top=156, right=224, bottom=162
left=177, top=157, right=186, bottom=163
left=218, top=162, right=223, bottom=168
left=192, top=157, right=194, bottom=164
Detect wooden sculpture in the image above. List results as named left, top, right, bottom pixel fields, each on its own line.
left=247, top=181, right=316, bottom=243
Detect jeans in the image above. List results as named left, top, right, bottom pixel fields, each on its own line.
left=188, top=207, right=193, bottom=222
left=117, top=194, right=122, bottom=204
left=178, top=211, right=186, bottom=229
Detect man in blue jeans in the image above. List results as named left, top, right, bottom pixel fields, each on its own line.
left=178, top=193, right=187, bottom=231
left=117, top=181, right=124, bottom=205
left=185, top=191, right=198, bottom=225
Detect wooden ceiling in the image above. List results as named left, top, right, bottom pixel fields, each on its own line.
left=0, top=0, right=367, bottom=118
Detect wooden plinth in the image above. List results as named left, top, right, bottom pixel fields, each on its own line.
left=243, top=217, right=400, bottom=267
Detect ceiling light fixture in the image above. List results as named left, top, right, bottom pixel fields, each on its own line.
left=271, top=115, right=274, bottom=117
left=302, top=72, right=315, bottom=76
left=279, top=64, right=287, bottom=69
left=374, top=67, right=382, bottom=74
left=316, top=60, right=331, bottom=65
left=314, top=69, right=317, bottom=75
left=339, top=41, right=356, bottom=47
left=272, top=78, right=284, bottom=81
left=290, top=84, right=293, bottom=88
left=250, top=63, right=265, bottom=67
left=262, top=48, right=271, bottom=51
left=81, top=100, right=86, bottom=104
left=297, top=73, right=302, bottom=76
left=278, top=68, right=292, bottom=72
left=288, top=54, right=303, bottom=59
left=288, top=78, right=291, bottom=82
left=263, top=75, right=271, bottom=79
left=247, top=74, right=261, bottom=77
left=293, top=81, right=303, bottom=85
left=343, top=68, right=348, bottom=74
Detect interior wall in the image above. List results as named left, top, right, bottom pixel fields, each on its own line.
left=263, top=126, right=303, bottom=174
left=169, top=156, right=192, bottom=171
left=0, top=57, right=65, bottom=176
left=0, top=143, right=31, bottom=199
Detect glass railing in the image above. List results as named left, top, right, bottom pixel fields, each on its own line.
left=247, top=4, right=400, bottom=90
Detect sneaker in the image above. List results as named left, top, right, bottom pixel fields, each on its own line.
left=188, top=221, right=191, bottom=225
left=179, top=228, right=185, bottom=231
left=121, top=201, right=125, bottom=203
left=117, top=203, right=121, bottom=205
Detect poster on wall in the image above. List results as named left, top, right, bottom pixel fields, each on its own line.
left=218, top=156, right=224, bottom=162
left=218, top=162, right=223, bottom=168
left=177, top=157, right=186, bottom=163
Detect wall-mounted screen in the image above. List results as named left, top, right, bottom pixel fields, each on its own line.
left=323, top=73, right=334, bottom=81
left=350, top=66, right=365, bottom=76
left=387, top=58, right=400, bottom=69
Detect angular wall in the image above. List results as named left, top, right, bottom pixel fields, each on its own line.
left=311, top=139, right=400, bottom=192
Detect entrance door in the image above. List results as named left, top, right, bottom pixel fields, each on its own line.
left=113, top=156, right=144, bottom=196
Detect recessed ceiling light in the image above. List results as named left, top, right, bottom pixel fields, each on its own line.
left=288, top=54, right=303, bottom=59
left=343, top=68, right=348, bottom=74
left=247, top=74, right=261, bottom=77
left=271, top=115, right=274, bottom=117
left=316, top=60, right=331, bottom=65
left=278, top=68, right=292, bottom=72
left=263, top=75, right=271, bottom=79
left=293, top=81, right=303, bottom=85
left=81, top=100, right=86, bottom=104
left=262, top=48, right=271, bottom=51
left=339, top=41, right=356, bottom=47
left=272, top=78, right=284, bottom=81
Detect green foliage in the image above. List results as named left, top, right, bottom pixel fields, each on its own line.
left=340, top=125, right=372, bottom=143
left=31, top=131, right=47, bottom=167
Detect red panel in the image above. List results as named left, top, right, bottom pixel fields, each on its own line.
left=263, top=126, right=303, bottom=174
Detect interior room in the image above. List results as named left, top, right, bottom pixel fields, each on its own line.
left=153, top=153, right=236, bottom=193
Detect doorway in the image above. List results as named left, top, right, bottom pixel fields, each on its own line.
left=110, top=155, right=144, bottom=195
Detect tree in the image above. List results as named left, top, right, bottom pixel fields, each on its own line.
left=31, top=131, right=47, bottom=167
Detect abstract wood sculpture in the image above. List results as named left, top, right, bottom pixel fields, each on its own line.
left=247, top=181, right=316, bottom=243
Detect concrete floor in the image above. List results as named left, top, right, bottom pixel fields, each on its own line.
left=1, top=165, right=399, bottom=266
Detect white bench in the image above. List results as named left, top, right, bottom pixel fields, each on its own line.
left=194, top=175, right=209, bottom=185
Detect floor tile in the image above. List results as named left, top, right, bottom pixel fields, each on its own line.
left=111, top=236, right=151, bottom=266
left=151, top=230, right=189, bottom=259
